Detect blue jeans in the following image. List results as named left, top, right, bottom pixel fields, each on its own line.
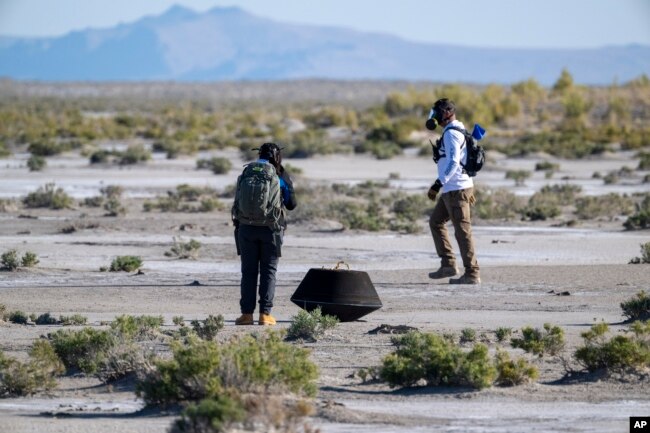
left=238, top=224, right=281, bottom=315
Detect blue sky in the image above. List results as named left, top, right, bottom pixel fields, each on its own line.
left=0, top=0, right=649, bottom=49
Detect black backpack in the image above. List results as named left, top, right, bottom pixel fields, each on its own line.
left=445, top=126, right=486, bottom=177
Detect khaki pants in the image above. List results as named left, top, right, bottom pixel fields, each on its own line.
left=428, top=187, right=479, bottom=278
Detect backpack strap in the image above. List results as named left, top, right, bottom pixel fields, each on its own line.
left=444, top=126, right=468, bottom=149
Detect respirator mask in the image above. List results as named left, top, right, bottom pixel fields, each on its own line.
left=425, top=107, right=444, bottom=130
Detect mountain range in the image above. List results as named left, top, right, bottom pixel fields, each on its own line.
left=1, top=5, right=648, bottom=85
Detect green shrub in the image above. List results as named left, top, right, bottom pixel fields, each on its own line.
left=27, top=155, right=46, bottom=171
left=495, top=327, right=513, bottom=343
left=109, top=256, right=142, bottom=272
left=35, top=312, right=58, bottom=325
left=111, top=315, right=164, bottom=339
left=535, top=161, right=559, bottom=172
left=473, top=187, right=522, bottom=220
left=9, top=311, right=29, bottom=324
left=0, top=340, right=64, bottom=396
left=620, top=291, right=650, bottom=321
left=1, top=249, right=19, bottom=271
left=170, top=396, right=245, bottom=433
left=379, top=331, right=496, bottom=389
left=197, top=157, right=232, bottom=174
left=575, top=193, right=634, bottom=220
left=624, top=195, right=650, bottom=230
left=191, top=315, right=224, bottom=341
left=460, top=328, right=477, bottom=343
left=59, top=314, right=88, bottom=326
left=505, top=170, right=531, bottom=186
left=511, top=323, right=565, bottom=357
left=494, top=350, right=539, bottom=386
left=638, top=152, right=650, bottom=170
left=286, top=307, right=339, bottom=342
left=137, top=332, right=319, bottom=406
left=165, top=237, right=202, bottom=260
left=119, top=144, right=151, bottom=165
left=20, top=251, right=39, bottom=268
left=22, top=183, right=73, bottom=209
left=49, top=328, right=115, bottom=374
left=574, top=322, right=650, bottom=372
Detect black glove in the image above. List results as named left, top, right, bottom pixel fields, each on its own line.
left=427, top=179, right=442, bottom=201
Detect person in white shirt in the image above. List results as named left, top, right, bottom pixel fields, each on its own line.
left=425, top=98, right=480, bottom=284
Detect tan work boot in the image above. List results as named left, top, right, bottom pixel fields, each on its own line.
left=428, top=266, right=458, bottom=279
left=235, top=314, right=254, bottom=325
left=449, top=274, right=481, bottom=285
left=259, top=313, right=276, bottom=326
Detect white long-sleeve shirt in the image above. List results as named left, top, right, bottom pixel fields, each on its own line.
left=436, top=120, right=474, bottom=193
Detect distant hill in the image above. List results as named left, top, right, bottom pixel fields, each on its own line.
left=1, top=5, right=648, bottom=85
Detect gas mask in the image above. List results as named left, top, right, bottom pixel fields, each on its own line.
left=425, top=107, right=444, bottom=130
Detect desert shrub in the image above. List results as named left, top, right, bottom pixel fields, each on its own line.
left=83, top=196, right=104, bottom=207
left=103, top=197, right=126, bottom=216
left=505, top=170, right=531, bottom=186
left=20, top=251, right=39, bottom=268
left=1, top=249, right=19, bottom=271
left=8, top=310, right=29, bottom=324
left=473, top=187, right=522, bottom=220
left=620, top=291, right=650, bottom=321
left=22, top=183, right=73, bottom=209
left=196, top=157, right=232, bottom=174
left=511, top=323, right=565, bottom=357
left=49, top=328, right=115, bottom=374
left=170, top=396, right=246, bottom=433
left=28, top=139, right=63, bottom=156
left=59, top=314, right=88, bottom=326
left=27, top=155, right=46, bottom=171
left=109, top=256, right=142, bottom=272
left=535, top=161, right=559, bottom=172
left=286, top=307, right=339, bottom=342
left=574, top=193, right=634, bottom=220
left=624, top=194, right=650, bottom=230
left=0, top=304, right=6, bottom=321
left=111, top=315, right=164, bottom=339
left=522, top=192, right=561, bottom=221
left=89, top=149, right=111, bottom=164
left=0, top=340, right=64, bottom=397
left=165, top=237, right=201, bottom=260
left=379, top=331, right=496, bottom=389
left=495, top=327, right=513, bottom=343
left=391, top=193, right=431, bottom=222
left=329, top=200, right=388, bottom=231
left=638, top=152, right=650, bottom=170
left=494, top=350, right=539, bottom=386
left=35, top=312, right=59, bottom=325
left=173, top=316, right=185, bottom=326
left=137, top=332, right=319, bottom=406
left=119, top=144, right=151, bottom=165
left=191, top=315, right=224, bottom=341
left=460, top=328, right=477, bottom=343
left=574, top=322, right=650, bottom=373
left=144, top=185, right=223, bottom=213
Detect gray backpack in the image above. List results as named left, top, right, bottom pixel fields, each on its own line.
left=233, top=162, right=283, bottom=229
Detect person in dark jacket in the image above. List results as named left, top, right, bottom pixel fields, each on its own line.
left=232, top=142, right=297, bottom=325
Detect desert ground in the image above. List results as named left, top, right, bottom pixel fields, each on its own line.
left=1, top=146, right=649, bottom=433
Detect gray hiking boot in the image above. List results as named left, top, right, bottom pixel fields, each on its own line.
left=428, top=266, right=458, bottom=279
left=449, top=274, right=481, bottom=285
